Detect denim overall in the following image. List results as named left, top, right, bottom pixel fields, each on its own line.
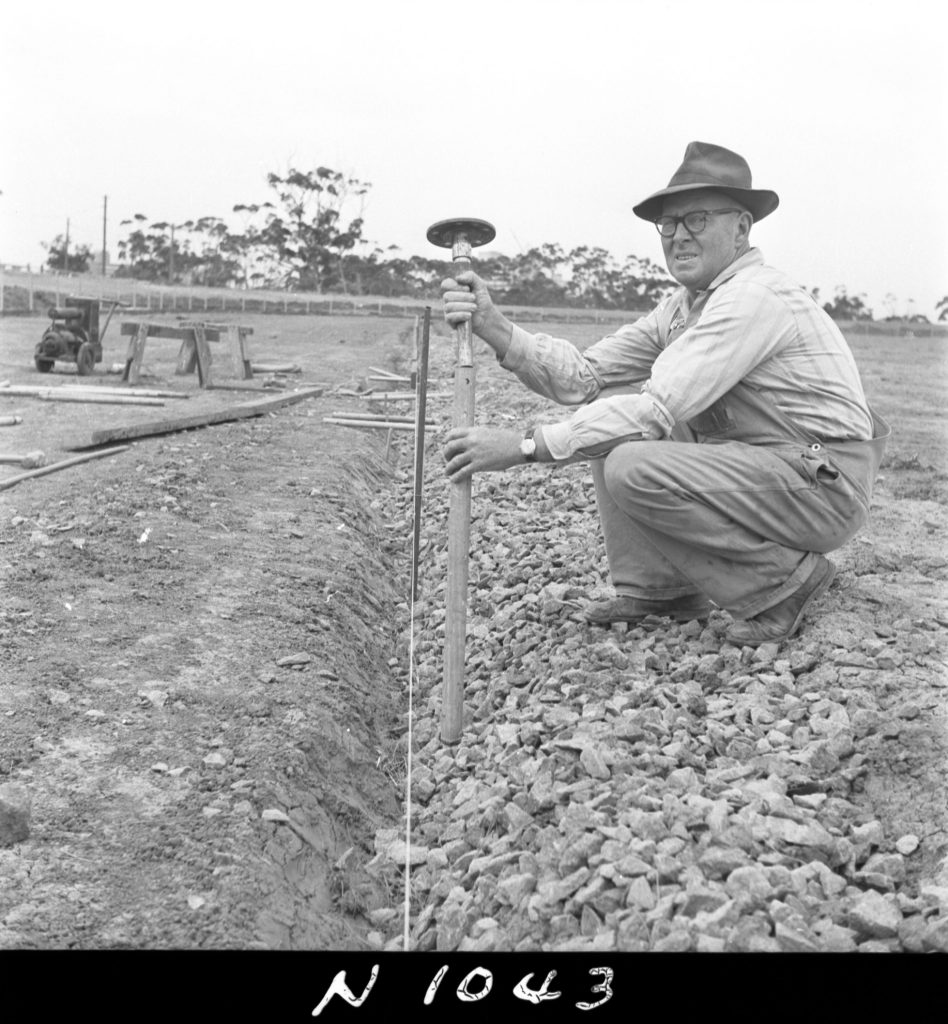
left=590, top=378, right=890, bottom=620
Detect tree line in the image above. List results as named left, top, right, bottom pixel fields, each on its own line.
left=40, top=166, right=674, bottom=312
left=39, top=164, right=946, bottom=321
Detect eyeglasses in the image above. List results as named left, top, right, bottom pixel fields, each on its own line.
left=654, top=209, right=744, bottom=237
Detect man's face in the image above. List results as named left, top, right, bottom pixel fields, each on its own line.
left=660, top=190, right=750, bottom=293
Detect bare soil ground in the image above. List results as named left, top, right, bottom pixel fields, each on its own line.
left=0, top=312, right=420, bottom=949
left=1, top=309, right=946, bottom=957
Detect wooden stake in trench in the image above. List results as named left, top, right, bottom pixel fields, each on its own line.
left=426, top=217, right=496, bottom=745
left=410, top=306, right=432, bottom=604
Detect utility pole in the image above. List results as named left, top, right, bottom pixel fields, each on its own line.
left=64, top=218, right=70, bottom=273
left=102, top=195, right=108, bottom=276
left=168, top=223, right=175, bottom=283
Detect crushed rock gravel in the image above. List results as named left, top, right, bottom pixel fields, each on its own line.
left=361, top=339, right=948, bottom=954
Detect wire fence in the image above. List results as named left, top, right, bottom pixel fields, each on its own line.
left=0, top=267, right=656, bottom=327
left=2, top=265, right=945, bottom=337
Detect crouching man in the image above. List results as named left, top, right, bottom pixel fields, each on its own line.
left=440, top=141, right=888, bottom=646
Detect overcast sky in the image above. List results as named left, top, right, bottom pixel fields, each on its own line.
left=2, top=0, right=945, bottom=317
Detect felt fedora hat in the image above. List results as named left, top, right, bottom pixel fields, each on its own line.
left=633, top=141, right=779, bottom=223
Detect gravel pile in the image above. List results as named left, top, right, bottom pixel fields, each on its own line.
left=361, top=351, right=948, bottom=953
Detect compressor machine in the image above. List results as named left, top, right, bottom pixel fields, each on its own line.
left=34, top=296, right=125, bottom=375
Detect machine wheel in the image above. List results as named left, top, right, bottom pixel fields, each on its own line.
left=76, top=343, right=95, bottom=376
left=35, top=356, right=54, bottom=373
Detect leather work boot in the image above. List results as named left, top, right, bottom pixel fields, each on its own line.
left=726, top=556, right=836, bottom=647
left=584, top=593, right=710, bottom=626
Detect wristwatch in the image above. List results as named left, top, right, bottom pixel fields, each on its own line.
left=520, top=427, right=538, bottom=463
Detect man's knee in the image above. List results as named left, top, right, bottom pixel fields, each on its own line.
left=603, top=441, right=669, bottom=500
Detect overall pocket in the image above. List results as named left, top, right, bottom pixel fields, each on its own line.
left=799, top=442, right=840, bottom=485
left=770, top=442, right=840, bottom=490
left=688, top=396, right=737, bottom=438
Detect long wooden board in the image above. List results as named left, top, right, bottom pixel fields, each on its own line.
left=61, top=385, right=189, bottom=399
left=119, top=322, right=254, bottom=342
left=70, top=387, right=324, bottom=449
left=1, top=385, right=164, bottom=406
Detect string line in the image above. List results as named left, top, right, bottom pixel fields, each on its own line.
left=402, top=587, right=415, bottom=951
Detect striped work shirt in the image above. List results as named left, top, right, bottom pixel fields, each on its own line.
left=500, top=249, right=873, bottom=460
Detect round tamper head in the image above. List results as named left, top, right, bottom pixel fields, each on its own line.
left=426, top=218, right=496, bottom=249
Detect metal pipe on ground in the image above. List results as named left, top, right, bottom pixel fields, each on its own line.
left=0, top=451, right=46, bottom=469
left=0, top=446, right=130, bottom=491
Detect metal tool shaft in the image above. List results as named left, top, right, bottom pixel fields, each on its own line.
left=443, top=245, right=476, bottom=745
left=426, top=217, right=495, bottom=745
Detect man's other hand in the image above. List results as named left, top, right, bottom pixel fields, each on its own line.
left=443, top=426, right=524, bottom=482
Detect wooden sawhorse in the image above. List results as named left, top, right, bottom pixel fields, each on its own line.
left=119, top=321, right=254, bottom=387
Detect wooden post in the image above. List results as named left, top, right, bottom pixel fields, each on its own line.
left=411, top=307, right=431, bottom=603
left=102, top=195, right=108, bottom=277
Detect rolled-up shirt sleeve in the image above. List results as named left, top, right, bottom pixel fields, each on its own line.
left=500, top=306, right=675, bottom=459
left=539, top=392, right=675, bottom=459
left=500, top=325, right=604, bottom=404
left=494, top=248, right=873, bottom=461
left=501, top=304, right=667, bottom=400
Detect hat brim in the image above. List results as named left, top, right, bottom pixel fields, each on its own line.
left=633, top=184, right=780, bottom=223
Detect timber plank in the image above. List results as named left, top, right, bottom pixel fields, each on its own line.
left=71, top=388, right=325, bottom=449
left=206, top=382, right=270, bottom=392
left=120, top=321, right=254, bottom=343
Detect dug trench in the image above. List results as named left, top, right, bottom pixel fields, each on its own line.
left=0, top=402, right=417, bottom=948
left=1, top=313, right=947, bottom=953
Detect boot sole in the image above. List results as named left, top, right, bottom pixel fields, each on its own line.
left=726, top=560, right=836, bottom=646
